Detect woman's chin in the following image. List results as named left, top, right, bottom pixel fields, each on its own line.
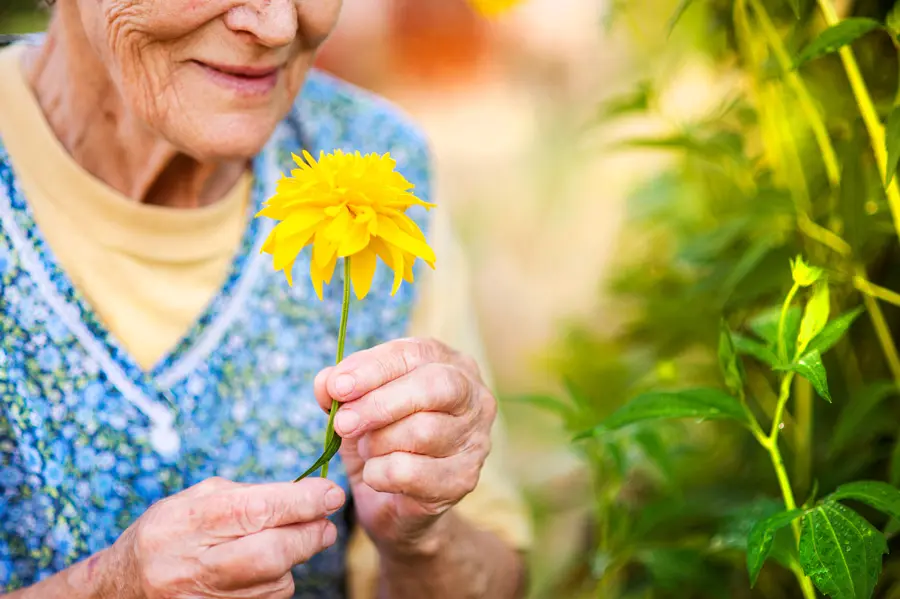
left=163, top=115, right=281, bottom=162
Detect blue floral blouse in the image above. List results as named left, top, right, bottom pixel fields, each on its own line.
left=0, top=44, right=432, bottom=597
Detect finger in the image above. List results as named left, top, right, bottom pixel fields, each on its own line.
left=357, top=412, right=468, bottom=459
left=362, top=449, right=488, bottom=505
left=199, top=479, right=346, bottom=537
left=203, top=520, right=337, bottom=590
left=333, top=363, right=472, bottom=439
left=326, top=338, right=446, bottom=402
left=314, top=366, right=336, bottom=413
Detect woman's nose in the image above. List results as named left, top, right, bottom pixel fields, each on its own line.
left=224, top=0, right=298, bottom=47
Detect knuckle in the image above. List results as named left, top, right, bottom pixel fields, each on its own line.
left=385, top=455, right=416, bottom=488
left=229, top=493, right=271, bottom=534
left=426, top=364, right=468, bottom=403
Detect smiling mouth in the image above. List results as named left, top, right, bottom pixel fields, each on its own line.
left=193, top=60, right=281, bottom=97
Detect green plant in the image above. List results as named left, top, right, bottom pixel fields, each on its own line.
left=532, top=0, right=900, bottom=597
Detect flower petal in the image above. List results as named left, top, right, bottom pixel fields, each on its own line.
left=350, top=249, right=377, bottom=300
left=312, top=229, right=339, bottom=269
left=370, top=237, right=404, bottom=295
left=377, top=217, right=436, bottom=266
left=337, top=219, right=371, bottom=258
left=309, top=250, right=339, bottom=301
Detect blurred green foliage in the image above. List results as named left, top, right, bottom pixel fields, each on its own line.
left=532, top=0, right=900, bottom=597
left=0, top=1, right=48, bottom=35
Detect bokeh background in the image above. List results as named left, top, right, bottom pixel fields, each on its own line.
left=12, top=0, right=900, bottom=597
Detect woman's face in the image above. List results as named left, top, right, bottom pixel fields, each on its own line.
left=74, top=0, right=343, bottom=160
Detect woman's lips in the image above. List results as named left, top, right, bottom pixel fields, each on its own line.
left=194, top=61, right=280, bottom=97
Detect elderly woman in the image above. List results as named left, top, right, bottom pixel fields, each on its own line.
left=0, top=1, right=531, bottom=597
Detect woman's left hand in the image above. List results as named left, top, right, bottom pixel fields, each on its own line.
left=313, top=338, right=497, bottom=553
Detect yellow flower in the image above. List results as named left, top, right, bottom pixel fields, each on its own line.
left=256, top=150, right=436, bottom=301
left=468, top=0, right=524, bottom=17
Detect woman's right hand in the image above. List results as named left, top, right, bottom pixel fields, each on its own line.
left=109, top=476, right=345, bottom=599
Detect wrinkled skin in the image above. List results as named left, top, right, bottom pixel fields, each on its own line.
left=110, top=477, right=345, bottom=599
left=74, top=0, right=342, bottom=159
left=314, top=338, right=497, bottom=552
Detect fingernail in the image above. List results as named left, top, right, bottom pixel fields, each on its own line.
left=325, top=487, right=345, bottom=511
left=333, top=374, right=356, bottom=396
left=323, top=523, right=337, bottom=547
left=335, top=410, right=360, bottom=436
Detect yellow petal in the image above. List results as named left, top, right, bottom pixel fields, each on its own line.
left=309, top=251, right=338, bottom=301
left=322, top=207, right=353, bottom=242
left=277, top=209, right=326, bottom=238
left=272, top=226, right=316, bottom=271
left=377, top=217, right=437, bottom=266
left=337, top=220, right=371, bottom=257
left=312, top=229, right=338, bottom=268
left=370, top=237, right=404, bottom=295
left=350, top=249, right=377, bottom=300
left=402, top=251, right=415, bottom=284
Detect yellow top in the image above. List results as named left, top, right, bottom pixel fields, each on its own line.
left=0, top=45, right=531, bottom=598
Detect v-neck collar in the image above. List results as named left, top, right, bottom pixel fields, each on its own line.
left=0, top=50, right=290, bottom=456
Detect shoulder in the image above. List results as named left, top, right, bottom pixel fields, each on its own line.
left=290, top=70, right=433, bottom=198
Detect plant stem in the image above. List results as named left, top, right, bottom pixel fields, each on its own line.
left=815, top=0, right=900, bottom=243
left=778, top=283, right=801, bottom=362
left=764, top=372, right=818, bottom=599
left=321, top=257, right=352, bottom=479
left=748, top=0, right=841, bottom=188
left=856, top=268, right=900, bottom=384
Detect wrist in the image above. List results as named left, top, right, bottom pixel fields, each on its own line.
left=376, top=511, right=456, bottom=562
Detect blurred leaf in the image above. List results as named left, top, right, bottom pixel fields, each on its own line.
left=779, top=350, right=831, bottom=402
left=719, top=321, right=745, bottom=394
left=733, top=334, right=782, bottom=368
left=595, top=82, right=653, bottom=123
left=799, top=502, right=888, bottom=599
left=795, top=19, right=883, bottom=67
left=576, top=388, right=748, bottom=439
left=885, top=105, right=900, bottom=188
left=667, top=0, right=700, bottom=33
left=635, top=428, right=674, bottom=481
left=798, top=282, right=831, bottom=355
left=829, top=480, right=900, bottom=521
left=808, top=307, right=865, bottom=356
left=721, top=238, right=778, bottom=305
left=830, top=382, right=898, bottom=456
left=747, top=509, right=804, bottom=586
left=506, top=393, right=573, bottom=420
left=891, top=437, right=900, bottom=487
left=787, top=0, right=801, bottom=19
left=888, top=1, right=900, bottom=38
left=750, top=306, right=801, bottom=358
left=637, top=548, right=708, bottom=591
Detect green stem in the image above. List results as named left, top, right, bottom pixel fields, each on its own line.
left=748, top=0, right=841, bottom=188
left=778, top=283, right=800, bottom=362
left=321, top=257, right=352, bottom=479
left=762, top=372, right=818, bottom=599
left=815, top=0, right=900, bottom=244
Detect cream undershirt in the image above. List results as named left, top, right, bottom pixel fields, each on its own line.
left=0, top=44, right=531, bottom=598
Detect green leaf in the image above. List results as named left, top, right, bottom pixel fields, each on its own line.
left=719, top=321, right=745, bottom=394
left=780, top=350, right=831, bottom=402
left=594, top=82, right=653, bottom=123
left=799, top=502, right=888, bottom=599
left=830, top=481, right=900, bottom=521
left=506, top=393, right=573, bottom=419
left=795, top=18, right=883, bottom=67
left=787, top=0, right=801, bottom=19
left=635, top=428, right=674, bottom=481
left=798, top=282, right=830, bottom=355
left=294, top=433, right=342, bottom=482
left=888, top=1, right=900, bottom=38
left=808, top=306, right=865, bottom=356
left=830, top=382, right=898, bottom=456
left=575, top=388, right=748, bottom=439
left=885, top=105, right=900, bottom=187
left=747, top=509, right=804, bottom=586
left=668, top=0, right=699, bottom=33
left=733, top=333, right=782, bottom=368
left=750, top=305, right=801, bottom=357
left=891, top=437, right=900, bottom=487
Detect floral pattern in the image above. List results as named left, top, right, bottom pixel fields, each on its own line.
left=0, top=60, right=432, bottom=597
